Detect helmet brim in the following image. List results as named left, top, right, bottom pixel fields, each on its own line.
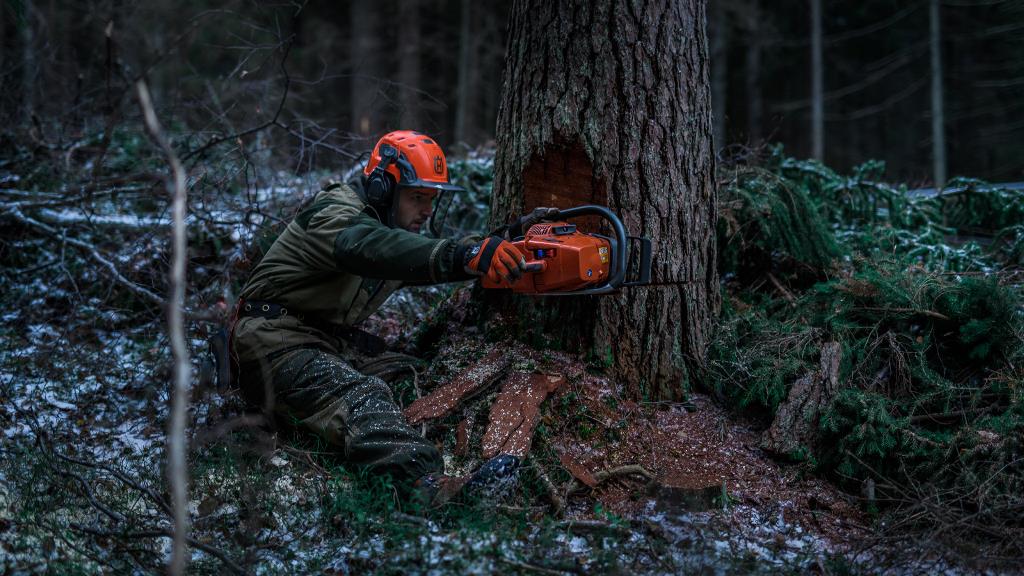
left=398, top=180, right=466, bottom=194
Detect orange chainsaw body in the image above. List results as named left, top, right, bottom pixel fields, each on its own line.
left=480, top=222, right=611, bottom=293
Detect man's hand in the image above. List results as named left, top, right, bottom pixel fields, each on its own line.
left=507, top=207, right=560, bottom=239
left=464, top=236, right=528, bottom=284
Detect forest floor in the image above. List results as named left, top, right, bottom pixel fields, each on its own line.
left=0, top=280, right=971, bottom=574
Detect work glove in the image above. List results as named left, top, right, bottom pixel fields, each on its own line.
left=464, top=235, right=528, bottom=284
left=506, top=207, right=560, bottom=240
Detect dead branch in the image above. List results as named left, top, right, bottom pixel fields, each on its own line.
left=591, top=464, right=656, bottom=486
left=136, top=79, right=191, bottom=576
left=68, top=523, right=245, bottom=575
left=532, top=462, right=566, bottom=515
left=4, top=207, right=164, bottom=305
left=555, top=519, right=633, bottom=536
left=855, top=306, right=951, bottom=321
left=498, top=557, right=582, bottom=575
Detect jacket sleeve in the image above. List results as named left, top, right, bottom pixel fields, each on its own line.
left=331, top=212, right=476, bottom=283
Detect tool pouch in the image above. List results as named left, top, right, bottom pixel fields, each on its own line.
left=208, top=326, right=234, bottom=393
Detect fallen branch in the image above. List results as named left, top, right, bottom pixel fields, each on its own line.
left=498, top=557, right=581, bottom=575
left=855, top=306, right=951, bottom=322
left=4, top=207, right=164, bottom=305
left=68, top=523, right=245, bottom=575
left=533, top=462, right=566, bottom=515
left=591, top=464, right=655, bottom=486
left=556, top=519, right=633, bottom=536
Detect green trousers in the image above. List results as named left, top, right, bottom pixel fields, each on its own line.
left=238, top=346, right=443, bottom=483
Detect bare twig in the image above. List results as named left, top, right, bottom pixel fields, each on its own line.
left=181, top=37, right=294, bottom=163
left=136, top=79, right=191, bottom=576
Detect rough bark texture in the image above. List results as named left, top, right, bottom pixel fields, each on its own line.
left=491, top=0, right=718, bottom=400
left=761, top=341, right=842, bottom=457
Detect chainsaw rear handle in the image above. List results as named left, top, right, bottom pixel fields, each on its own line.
left=534, top=205, right=651, bottom=296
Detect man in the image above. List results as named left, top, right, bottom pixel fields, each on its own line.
left=231, top=130, right=533, bottom=506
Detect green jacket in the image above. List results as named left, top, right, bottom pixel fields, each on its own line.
left=233, top=183, right=473, bottom=365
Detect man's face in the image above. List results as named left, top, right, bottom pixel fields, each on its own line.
left=395, top=188, right=437, bottom=233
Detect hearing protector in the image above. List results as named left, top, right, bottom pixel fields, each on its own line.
left=365, top=143, right=399, bottom=208
left=365, top=143, right=421, bottom=207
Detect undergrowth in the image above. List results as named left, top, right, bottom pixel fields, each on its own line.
left=710, top=146, right=1024, bottom=562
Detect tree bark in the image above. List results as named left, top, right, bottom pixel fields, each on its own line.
left=491, top=0, right=719, bottom=400
left=810, top=0, right=824, bottom=161
left=929, top=0, right=946, bottom=188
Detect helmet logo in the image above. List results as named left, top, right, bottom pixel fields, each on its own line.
left=433, top=155, right=444, bottom=175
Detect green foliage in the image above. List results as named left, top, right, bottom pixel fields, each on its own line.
left=820, top=389, right=908, bottom=478
left=712, top=150, right=1024, bottom=550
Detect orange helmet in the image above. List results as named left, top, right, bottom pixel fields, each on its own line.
left=362, top=130, right=465, bottom=210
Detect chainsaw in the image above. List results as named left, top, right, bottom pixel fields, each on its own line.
left=481, top=205, right=652, bottom=295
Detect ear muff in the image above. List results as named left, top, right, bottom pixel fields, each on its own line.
left=365, top=144, right=399, bottom=207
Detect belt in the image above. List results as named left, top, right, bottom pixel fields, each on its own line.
left=237, top=298, right=389, bottom=356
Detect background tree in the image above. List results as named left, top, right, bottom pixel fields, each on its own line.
left=490, top=0, right=719, bottom=400
left=810, top=0, right=824, bottom=161
left=930, top=0, right=946, bottom=188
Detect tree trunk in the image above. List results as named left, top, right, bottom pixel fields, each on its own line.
left=397, top=0, right=421, bottom=129
left=21, top=0, right=35, bottom=121
left=0, top=0, right=6, bottom=80
left=454, top=0, right=474, bottom=144
left=491, top=0, right=719, bottom=400
left=349, top=0, right=381, bottom=141
left=743, top=0, right=761, bottom=145
left=929, top=0, right=946, bottom=188
left=810, top=0, right=824, bottom=161
left=709, top=0, right=728, bottom=152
